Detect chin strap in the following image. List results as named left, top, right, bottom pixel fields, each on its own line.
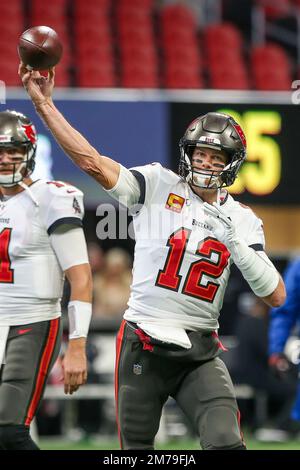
left=18, top=181, right=39, bottom=206
left=216, top=188, right=221, bottom=207
left=184, top=183, right=191, bottom=207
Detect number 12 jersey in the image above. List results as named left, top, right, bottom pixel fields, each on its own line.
left=124, top=163, right=265, bottom=331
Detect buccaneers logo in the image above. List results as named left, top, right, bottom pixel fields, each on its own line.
left=232, top=122, right=246, bottom=148
left=22, top=123, right=37, bottom=144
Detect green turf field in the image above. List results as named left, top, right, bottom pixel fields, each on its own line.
left=39, top=436, right=300, bottom=450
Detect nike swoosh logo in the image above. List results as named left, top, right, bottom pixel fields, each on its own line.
left=18, top=328, right=32, bottom=335
left=67, top=190, right=76, bottom=194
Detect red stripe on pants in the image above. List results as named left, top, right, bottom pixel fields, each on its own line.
left=115, top=320, right=126, bottom=449
left=237, top=409, right=246, bottom=446
left=211, top=331, right=228, bottom=351
left=25, top=318, right=59, bottom=426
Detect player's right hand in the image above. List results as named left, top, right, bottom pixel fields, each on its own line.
left=62, top=339, right=88, bottom=395
left=18, top=61, right=55, bottom=107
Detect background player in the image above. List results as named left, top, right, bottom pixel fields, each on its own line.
left=269, top=257, right=300, bottom=432
left=0, top=110, right=92, bottom=450
left=19, top=65, right=285, bottom=450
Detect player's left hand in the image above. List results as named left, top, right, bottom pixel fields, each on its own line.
left=62, top=339, right=88, bottom=395
left=203, top=202, right=237, bottom=248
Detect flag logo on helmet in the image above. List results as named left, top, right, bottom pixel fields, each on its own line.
left=22, top=123, right=37, bottom=144
left=187, top=118, right=199, bottom=131
left=232, top=122, right=246, bottom=148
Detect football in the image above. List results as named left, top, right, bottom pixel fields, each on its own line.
left=17, top=26, right=63, bottom=70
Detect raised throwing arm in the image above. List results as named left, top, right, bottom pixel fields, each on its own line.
left=19, top=64, right=120, bottom=189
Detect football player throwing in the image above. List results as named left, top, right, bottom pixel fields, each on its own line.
left=19, top=65, right=285, bottom=450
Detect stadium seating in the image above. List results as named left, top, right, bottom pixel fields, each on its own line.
left=117, top=1, right=159, bottom=88
left=121, top=63, right=159, bottom=88
left=0, top=0, right=24, bottom=86
left=0, top=66, right=22, bottom=87
left=256, top=0, right=291, bottom=19
left=210, top=63, right=250, bottom=90
left=205, top=22, right=243, bottom=51
left=160, top=3, right=203, bottom=89
left=160, top=3, right=197, bottom=30
left=29, top=0, right=71, bottom=87
left=118, top=0, right=154, bottom=6
left=75, top=0, right=111, bottom=9
left=204, top=23, right=249, bottom=90
left=164, top=61, right=204, bottom=89
left=251, top=44, right=292, bottom=90
left=74, top=0, right=116, bottom=87
left=0, top=0, right=297, bottom=90
left=77, top=62, right=116, bottom=88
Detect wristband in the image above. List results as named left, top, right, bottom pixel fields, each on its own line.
left=68, top=300, right=92, bottom=339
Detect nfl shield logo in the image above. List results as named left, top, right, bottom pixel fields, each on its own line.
left=133, top=364, right=142, bottom=375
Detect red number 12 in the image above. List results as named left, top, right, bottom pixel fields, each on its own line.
left=156, top=228, right=230, bottom=303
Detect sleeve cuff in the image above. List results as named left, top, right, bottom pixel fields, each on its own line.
left=249, top=243, right=264, bottom=252
left=47, top=217, right=83, bottom=235
left=129, top=170, right=146, bottom=206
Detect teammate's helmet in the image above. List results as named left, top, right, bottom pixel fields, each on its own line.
left=0, top=110, right=37, bottom=187
left=179, top=112, right=246, bottom=189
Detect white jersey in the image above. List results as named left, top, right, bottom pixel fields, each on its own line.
left=0, top=179, right=84, bottom=326
left=124, top=163, right=265, bottom=331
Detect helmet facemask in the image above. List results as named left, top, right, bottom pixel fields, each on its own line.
left=179, top=145, right=223, bottom=189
